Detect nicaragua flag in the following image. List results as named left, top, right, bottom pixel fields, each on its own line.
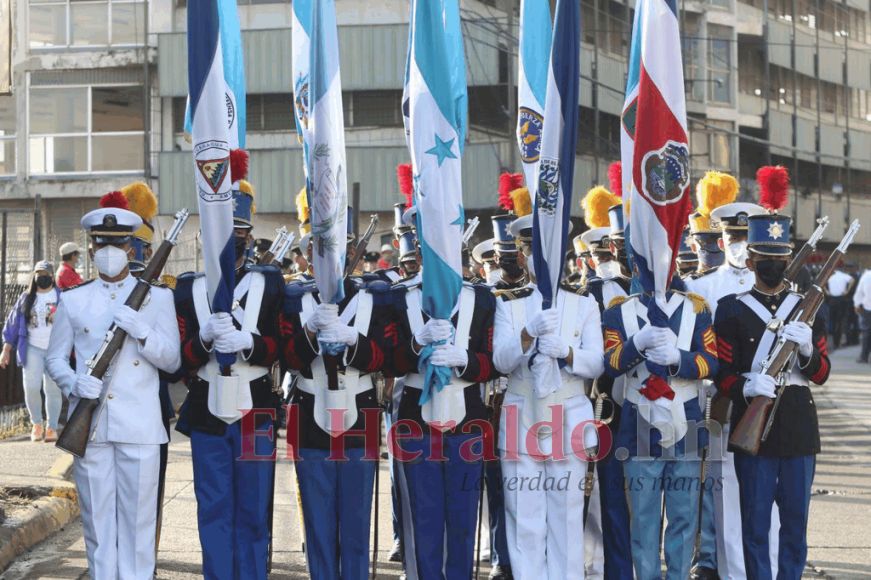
left=306, top=0, right=347, bottom=305
left=531, top=0, right=580, bottom=311
left=291, top=0, right=312, bottom=154
left=188, top=0, right=237, bottom=367
left=516, top=0, right=552, bottom=189
left=623, top=0, right=691, bottom=313
left=405, top=0, right=467, bottom=405
left=184, top=0, right=246, bottom=149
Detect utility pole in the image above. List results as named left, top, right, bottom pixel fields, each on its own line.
left=763, top=0, right=772, bottom=166
left=503, top=0, right=517, bottom=172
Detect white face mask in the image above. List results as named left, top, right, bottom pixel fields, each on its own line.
left=525, top=252, right=535, bottom=281
left=486, top=267, right=502, bottom=284
left=725, top=241, right=748, bottom=269
left=93, top=246, right=129, bottom=278
left=596, top=260, right=622, bottom=279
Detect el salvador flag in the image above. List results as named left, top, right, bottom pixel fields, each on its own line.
left=187, top=0, right=237, bottom=367
left=307, top=0, right=347, bottom=305
left=184, top=0, right=246, bottom=149
left=516, top=0, right=552, bottom=189
left=291, top=0, right=312, bottom=159
left=532, top=0, right=580, bottom=312
left=405, top=0, right=467, bottom=405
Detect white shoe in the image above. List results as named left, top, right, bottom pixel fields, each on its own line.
left=31, top=423, right=44, bottom=442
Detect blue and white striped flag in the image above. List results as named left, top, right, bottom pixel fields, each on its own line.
left=307, top=0, right=347, bottom=305
left=187, top=0, right=237, bottom=367
left=185, top=0, right=246, bottom=149
left=405, top=0, right=467, bottom=404
left=516, top=0, right=552, bottom=189
left=291, top=0, right=312, bottom=156
left=532, top=0, right=580, bottom=310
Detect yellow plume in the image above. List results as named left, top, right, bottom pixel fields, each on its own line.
left=689, top=212, right=712, bottom=234
left=696, top=171, right=738, bottom=216
left=581, top=186, right=620, bottom=229
left=240, top=180, right=255, bottom=215
left=121, top=182, right=157, bottom=222
left=296, top=188, right=309, bottom=222
left=511, top=187, right=532, bottom=217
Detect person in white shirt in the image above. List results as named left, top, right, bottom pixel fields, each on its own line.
left=1, top=260, right=62, bottom=442
left=826, top=266, right=855, bottom=349
left=853, top=268, right=871, bottom=363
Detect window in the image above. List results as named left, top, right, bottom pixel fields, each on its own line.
left=349, top=91, right=402, bottom=127
left=248, top=94, right=296, bottom=131
left=683, top=17, right=704, bottom=103
left=28, top=0, right=146, bottom=50
left=29, top=84, right=144, bottom=174
left=0, top=96, right=16, bottom=176
left=708, top=25, right=732, bottom=104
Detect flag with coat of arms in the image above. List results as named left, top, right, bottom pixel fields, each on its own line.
left=404, top=0, right=467, bottom=405
left=291, top=0, right=312, bottom=162
left=516, top=0, right=552, bottom=189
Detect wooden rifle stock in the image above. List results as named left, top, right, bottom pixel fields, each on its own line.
left=56, top=210, right=189, bottom=458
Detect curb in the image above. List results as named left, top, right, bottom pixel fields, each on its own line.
left=46, top=453, right=75, bottom=482
left=0, top=488, right=80, bottom=572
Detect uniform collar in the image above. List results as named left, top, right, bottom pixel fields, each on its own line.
left=722, top=263, right=750, bottom=276
left=750, top=285, right=790, bottom=307
left=98, top=273, right=134, bottom=291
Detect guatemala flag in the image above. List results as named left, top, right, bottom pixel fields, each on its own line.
left=306, top=0, right=347, bottom=305
left=623, top=0, right=691, bottom=313
left=405, top=0, right=467, bottom=405
left=291, top=0, right=312, bottom=157
left=532, top=0, right=580, bottom=311
left=516, top=0, right=552, bottom=189
left=187, top=0, right=237, bottom=367
left=184, top=0, right=246, bottom=149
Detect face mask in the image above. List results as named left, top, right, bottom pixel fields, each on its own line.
left=755, top=259, right=788, bottom=288
left=725, top=241, right=748, bottom=268
left=486, top=268, right=502, bottom=284
left=525, top=252, right=535, bottom=279
left=596, top=260, right=622, bottom=279
left=36, top=275, right=53, bottom=289
left=234, top=236, right=249, bottom=262
left=499, top=256, right=524, bottom=280
left=93, top=246, right=129, bottom=278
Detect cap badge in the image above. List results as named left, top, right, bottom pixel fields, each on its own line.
left=767, top=222, right=784, bottom=240
left=104, top=214, right=117, bottom=228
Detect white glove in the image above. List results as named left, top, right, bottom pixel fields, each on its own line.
left=113, top=306, right=151, bottom=341
left=319, top=321, right=358, bottom=346
left=537, top=334, right=571, bottom=359
left=744, top=373, right=777, bottom=399
left=646, top=344, right=681, bottom=367
left=414, top=319, right=453, bottom=346
left=782, top=321, right=813, bottom=358
left=72, top=374, right=103, bottom=399
left=200, top=312, right=234, bottom=344
left=633, top=325, right=670, bottom=352
left=306, top=303, right=339, bottom=333
left=429, top=344, right=469, bottom=369
left=525, top=309, right=560, bottom=338
left=214, top=329, right=254, bottom=354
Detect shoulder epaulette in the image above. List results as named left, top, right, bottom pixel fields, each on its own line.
left=155, top=274, right=176, bottom=289
left=608, top=295, right=630, bottom=310
left=391, top=275, right=420, bottom=289
left=675, top=291, right=711, bottom=314
left=498, top=287, right=534, bottom=302
left=62, top=278, right=96, bottom=292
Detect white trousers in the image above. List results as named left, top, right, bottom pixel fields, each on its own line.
left=711, top=424, right=780, bottom=579
left=502, top=451, right=586, bottom=580
left=74, top=442, right=160, bottom=580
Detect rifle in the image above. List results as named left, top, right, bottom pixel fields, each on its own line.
left=784, top=217, right=828, bottom=284
left=258, top=227, right=288, bottom=267
left=582, top=387, right=613, bottom=527
left=56, top=209, right=190, bottom=458
left=462, top=216, right=480, bottom=248
left=344, top=214, right=379, bottom=278
left=730, top=219, right=860, bottom=455
left=474, top=378, right=498, bottom=580
left=692, top=391, right=712, bottom=563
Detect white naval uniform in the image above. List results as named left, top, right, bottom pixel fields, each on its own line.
left=493, top=285, right=604, bottom=580
left=686, top=263, right=779, bottom=580
left=46, top=274, right=181, bottom=580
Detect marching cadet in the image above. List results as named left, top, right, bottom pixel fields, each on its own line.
left=686, top=170, right=780, bottom=580
left=279, top=209, right=385, bottom=579
left=602, top=271, right=719, bottom=579
left=687, top=211, right=726, bottom=278
left=492, top=229, right=604, bottom=580
left=714, top=193, right=829, bottom=580
left=578, top=188, right=633, bottom=580
left=174, top=168, right=284, bottom=580
left=676, top=229, right=700, bottom=278
left=473, top=239, right=501, bottom=285
left=46, top=192, right=181, bottom=579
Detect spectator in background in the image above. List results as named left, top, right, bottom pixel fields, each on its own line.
left=853, top=266, right=871, bottom=363
left=363, top=251, right=379, bottom=273
left=827, top=263, right=855, bottom=349
left=378, top=243, right=394, bottom=270
left=56, top=242, right=83, bottom=289
left=1, top=261, right=63, bottom=442
left=845, top=263, right=861, bottom=346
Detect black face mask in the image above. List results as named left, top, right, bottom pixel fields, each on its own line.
left=498, top=255, right=524, bottom=280
left=36, top=275, right=53, bottom=289
left=234, top=236, right=249, bottom=262
left=754, top=259, right=788, bottom=288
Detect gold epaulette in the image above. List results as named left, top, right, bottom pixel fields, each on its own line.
left=158, top=274, right=177, bottom=290
left=498, top=287, right=533, bottom=301
left=283, top=274, right=294, bottom=283
left=683, top=292, right=711, bottom=314
left=608, top=295, right=630, bottom=310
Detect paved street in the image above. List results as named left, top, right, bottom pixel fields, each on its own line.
left=1, top=345, right=870, bottom=579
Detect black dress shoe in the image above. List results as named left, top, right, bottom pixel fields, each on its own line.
left=690, top=566, right=720, bottom=580
left=489, top=564, right=514, bottom=580
left=388, top=539, right=404, bottom=562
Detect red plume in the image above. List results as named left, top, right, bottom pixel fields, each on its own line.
left=230, top=149, right=249, bottom=183
left=100, top=191, right=130, bottom=211
left=498, top=172, right=523, bottom=210
left=757, top=165, right=789, bottom=211
left=608, top=162, right=623, bottom=198
left=397, top=164, right=414, bottom=206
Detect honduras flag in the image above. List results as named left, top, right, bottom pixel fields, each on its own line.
left=532, top=0, right=580, bottom=311
left=405, top=0, right=467, bottom=405
left=187, top=0, right=237, bottom=367
left=184, top=0, right=246, bottom=149
left=516, top=0, right=552, bottom=189
left=306, top=0, right=347, bottom=305
left=291, top=0, right=312, bottom=154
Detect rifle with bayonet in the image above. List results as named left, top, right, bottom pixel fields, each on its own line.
left=56, top=209, right=191, bottom=458
left=462, top=216, right=480, bottom=248
left=692, top=391, right=713, bottom=562
left=784, top=217, right=828, bottom=285
left=730, top=219, right=860, bottom=455
left=344, top=214, right=379, bottom=278
left=582, top=385, right=614, bottom=527
left=258, top=227, right=288, bottom=267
